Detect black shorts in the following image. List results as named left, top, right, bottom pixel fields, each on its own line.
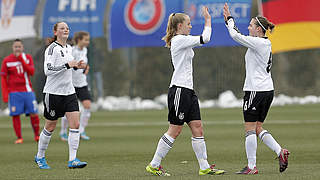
left=243, top=90, right=274, bottom=122
left=167, top=86, right=201, bottom=125
left=75, top=86, right=91, bottom=101
left=43, top=93, right=79, bottom=120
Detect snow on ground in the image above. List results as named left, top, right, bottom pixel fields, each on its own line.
left=1, top=90, right=320, bottom=116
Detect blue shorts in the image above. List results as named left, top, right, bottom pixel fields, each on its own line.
left=8, top=92, right=38, bottom=116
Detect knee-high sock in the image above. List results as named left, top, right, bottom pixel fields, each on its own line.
left=68, top=128, right=80, bottom=161
left=150, top=133, right=175, bottom=168
left=259, top=130, right=282, bottom=156
left=37, top=128, right=52, bottom=158
left=79, top=108, right=91, bottom=134
left=192, top=137, right=210, bottom=170
left=245, top=130, right=257, bottom=169
left=60, top=116, right=68, bottom=135
left=30, top=115, right=40, bottom=136
left=12, top=116, right=22, bottom=139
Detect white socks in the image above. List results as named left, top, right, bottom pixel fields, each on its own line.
left=191, top=137, right=210, bottom=170
left=37, top=128, right=52, bottom=158
left=79, top=108, right=91, bottom=134
left=245, top=130, right=257, bottom=169
left=150, top=133, right=175, bottom=168
left=259, top=130, right=282, bottom=156
left=68, top=128, right=80, bottom=161
left=60, top=116, right=68, bottom=135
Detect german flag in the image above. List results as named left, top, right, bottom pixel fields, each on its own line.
left=262, top=0, right=320, bottom=53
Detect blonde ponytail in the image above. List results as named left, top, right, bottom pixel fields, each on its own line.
left=162, top=13, right=186, bottom=48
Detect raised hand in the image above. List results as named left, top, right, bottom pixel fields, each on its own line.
left=223, top=3, right=231, bottom=21
left=202, top=6, right=211, bottom=20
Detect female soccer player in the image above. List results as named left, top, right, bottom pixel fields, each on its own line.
left=145, top=7, right=225, bottom=176
left=60, top=31, right=92, bottom=141
left=223, top=3, right=289, bottom=174
left=34, top=22, right=87, bottom=169
left=1, top=39, right=40, bottom=144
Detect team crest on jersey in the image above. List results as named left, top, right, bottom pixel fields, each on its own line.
left=60, top=50, right=64, bottom=57
left=124, top=0, right=165, bottom=35
left=11, top=106, right=16, bottom=112
left=178, top=112, right=184, bottom=120
left=50, top=110, right=55, bottom=117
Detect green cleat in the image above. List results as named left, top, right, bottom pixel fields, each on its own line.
left=146, top=164, right=170, bottom=176
left=199, top=164, right=226, bottom=175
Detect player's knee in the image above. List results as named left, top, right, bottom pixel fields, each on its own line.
left=82, top=100, right=91, bottom=109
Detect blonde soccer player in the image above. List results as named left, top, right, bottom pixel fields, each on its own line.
left=145, top=7, right=225, bottom=176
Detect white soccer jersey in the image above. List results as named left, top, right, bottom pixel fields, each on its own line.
left=71, top=46, right=88, bottom=88
left=226, top=18, right=274, bottom=91
left=43, top=41, right=75, bottom=95
left=169, top=27, right=211, bottom=90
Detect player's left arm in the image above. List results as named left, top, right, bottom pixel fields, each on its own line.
left=18, top=53, right=35, bottom=76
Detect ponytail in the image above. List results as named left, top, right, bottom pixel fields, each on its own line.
left=255, top=16, right=275, bottom=34
left=162, top=13, right=186, bottom=48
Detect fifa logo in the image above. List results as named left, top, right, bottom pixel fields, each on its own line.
left=58, top=0, right=96, bottom=12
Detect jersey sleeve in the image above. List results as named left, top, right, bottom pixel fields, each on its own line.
left=0, top=60, right=8, bottom=102
left=18, top=53, right=35, bottom=76
left=225, top=17, right=262, bottom=50
left=44, top=45, right=69, bottom=76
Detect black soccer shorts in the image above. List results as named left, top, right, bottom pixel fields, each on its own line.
left=243, top=90, right=274, bottom=122
left=43, top=93, right=79, bottom=120
left=75, top=86, right=91, bottom=101
left=167, top=86, right=201, bottom=125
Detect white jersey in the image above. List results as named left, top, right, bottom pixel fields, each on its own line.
left=169, top=27, right=211, bottom=90
left=43, top=41, right=75, bottom=95
left=72, top=46, right=88, bottom=88
left=226, top=18, right=274, bottom=91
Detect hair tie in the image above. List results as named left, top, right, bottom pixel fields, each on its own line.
left=255, top=17, right=266, bottom=31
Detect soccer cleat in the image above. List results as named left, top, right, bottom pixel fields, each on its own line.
left=60, top=133, right=68, bottom=141
left=35, top=156, right=51, bottom=169
left=15, top=138, right=23, bottom=144
left=68, top=158, right=87, bottom=169
left=34, top=136, right=40, bottom=142
left=278, top=148, right=290, bottom=173
left=80, top=132, right=90, bottom=140
left=236, top=166, right=258, bottom=174
left=146, top=164, right=171, bottom=176
left=199, top=164, right=226, bottom=175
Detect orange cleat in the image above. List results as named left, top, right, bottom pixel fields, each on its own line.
left=15, top=138, right=23, bottom=144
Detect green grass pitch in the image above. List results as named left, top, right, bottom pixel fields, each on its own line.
left=0, top=104, right=319, bottom=180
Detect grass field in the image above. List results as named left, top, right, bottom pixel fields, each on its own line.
left=1, top=104, right=320, bottom=180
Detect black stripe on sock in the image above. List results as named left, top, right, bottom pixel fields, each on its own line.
left=43, top=129, right=52, bottom=136
left=245, top=130, right=256, bottom=137
left=161, top=136, right=173, bottom=148
left=260, top=131, right=270, bottom=139
left=69, top=130, right=79, bottom=133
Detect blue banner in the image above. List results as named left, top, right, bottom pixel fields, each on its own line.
left=108, top=0, right=184, bottom=50
left=109, top=0, right=251, bottom=49
left=186, top=0, right=252, bottom=47
left=41, top=0, right=107, bottom=38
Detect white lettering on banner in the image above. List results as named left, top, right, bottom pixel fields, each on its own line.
left=49, top=16, right=99, bottom=23
left=197, top=3, right=250, bottom=18
left=58, top=0, right=96, bottom=12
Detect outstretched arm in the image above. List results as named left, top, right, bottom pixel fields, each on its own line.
left=223, top=3, right=261, bottom=50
